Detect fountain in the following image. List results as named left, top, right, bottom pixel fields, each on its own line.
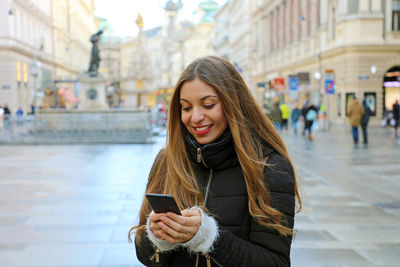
left=0, top=30, right=153, bottom=144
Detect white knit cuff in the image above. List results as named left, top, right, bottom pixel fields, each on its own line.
left=182, top=207, right=219, bottom=254
left=145, top=212, right=179, bottom=252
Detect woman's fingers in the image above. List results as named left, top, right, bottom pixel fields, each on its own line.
left=149, top=209, right=203, bottom=243
left=156, top=209, right=202, bottom=243
left=158, top=220, right=186, bottom=242
left=149, top=212, right=165, bottom=223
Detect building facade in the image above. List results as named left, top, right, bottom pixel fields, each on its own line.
left=0, top=0, right=97, bottom=112
left=0, top=0, right=53, bottom=113
left=52, top=0, right=96, bottom=81
left=120, top=21, right=163, bottom=108
left=214, top=2, right=231, bottom=59
left=249, top=0, right=400, bottom=124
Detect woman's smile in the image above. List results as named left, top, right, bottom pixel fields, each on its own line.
left=193, top=124, right=213, bottom=135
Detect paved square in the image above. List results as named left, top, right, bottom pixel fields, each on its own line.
left=0, top=126, right=399, bottom=266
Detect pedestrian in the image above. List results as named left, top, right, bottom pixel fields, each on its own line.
left=30, top=103, right=35, bottom=115
left=347, top=97, right=364, bottom=145
left=304, top=101, right=318, bottom=141
left=16, top=107, right=23, bottom=116
left=269, top=98, right=282, bottom=132
left=291, top=105, right=301, bottom=134
left=3, top=103, right=10, bottom=119
left=130, top=56, right=301, bottom=267
left=0, top=106, right=4, bottom=132
left=301, top=100, right=309, bottom=135
left=319, top=104, right=327, bottom=131
left=280, top=102, right=290, bottom=132
left=361, top=98, right=371, bottom=144
left=393, top=99, right=400, bottom=138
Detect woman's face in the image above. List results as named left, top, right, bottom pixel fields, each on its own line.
left=180, top=78, right=228, bottom=145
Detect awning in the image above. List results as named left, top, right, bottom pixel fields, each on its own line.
left=60, top=89, right=79, bottom=104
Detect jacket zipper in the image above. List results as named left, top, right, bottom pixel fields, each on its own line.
left=196, top=160, right=213, bottom=267
left=204, top=168, right=213, bottom=206
left=209, top=255, right=223, bottom=267
left=197, top=147, right=202, bottom=163
left=150, top=248, right=160, bottom=263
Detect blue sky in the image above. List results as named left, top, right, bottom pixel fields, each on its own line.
left=94, top=0, right=227, bottom=37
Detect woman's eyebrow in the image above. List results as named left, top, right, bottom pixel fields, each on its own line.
left=180, top=95, right=217, bottom=102
left=200, top=95, right=217, bottom=101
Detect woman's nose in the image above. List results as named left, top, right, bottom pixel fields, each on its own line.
left=191, top=107, right=204, bottom=122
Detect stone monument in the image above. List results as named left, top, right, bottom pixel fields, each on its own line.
left=78, top=30, right=108, bottom=110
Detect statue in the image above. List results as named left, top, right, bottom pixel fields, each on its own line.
left=88, top=30, right=103, bottom=74
left=136, top=13, right=144, bottom=29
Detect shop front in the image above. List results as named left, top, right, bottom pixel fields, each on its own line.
left=383, top=66, right=400, bottom=112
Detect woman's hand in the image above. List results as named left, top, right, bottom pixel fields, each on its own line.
left=149, top=209, right=202, bottom=244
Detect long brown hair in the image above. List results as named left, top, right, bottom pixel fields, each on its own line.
left=129, top=56, right=301, bottom=242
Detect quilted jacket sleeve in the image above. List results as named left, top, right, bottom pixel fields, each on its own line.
left=209, top=153, right=296, bottom=267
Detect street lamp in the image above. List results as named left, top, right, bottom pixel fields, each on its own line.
left=164, top=0, right=193, bottom=71
left=370, top=65, right=377, bottom=75
left=30, top=60, right=41, bottom=110
left=314, top=71, right=321, bottom=80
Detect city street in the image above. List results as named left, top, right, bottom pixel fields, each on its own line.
left=0, top=126, right=399, bottom=267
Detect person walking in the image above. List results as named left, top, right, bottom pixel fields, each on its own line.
left=269, top=99, right=282, bottom=132
left=291, top=105, right=301, bottom=134
left=361, top=99, right=371, bottom=144
left=347, top=97, right=364, bottom=145
left=280, top=102, right=290, bottom=133
left=16, top=107, right=23, bottom=116
left=304, top=101, right=318, bottom=141
left=0, top=105, right=4, bottom=133
left=301, top=100, right=309, bottom=135
left=130, top=56, right=301, bottom=267
left=3, top=103, right=10, bottom=120
left=393, top=99, right=400, bottom=138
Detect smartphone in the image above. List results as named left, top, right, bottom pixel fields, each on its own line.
left=146, top=193, right=182, bottom=215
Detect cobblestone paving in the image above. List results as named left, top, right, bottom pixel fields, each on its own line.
left=0, top=126, right=399, bottom=266
left=286, top=126, right=400, bottom=267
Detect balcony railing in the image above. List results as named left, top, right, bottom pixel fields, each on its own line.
left=0, top=110, right=155, bottom=144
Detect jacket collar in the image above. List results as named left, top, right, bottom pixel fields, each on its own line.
left=184, top=128, right=238, bottom=170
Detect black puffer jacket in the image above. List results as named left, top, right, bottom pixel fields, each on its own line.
left=135, top=130, right=295, bottom=266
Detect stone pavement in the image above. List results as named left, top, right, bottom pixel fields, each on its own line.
left=0, top=126, right=399, bottom=267
left=286, top=126, right=400, bottom=267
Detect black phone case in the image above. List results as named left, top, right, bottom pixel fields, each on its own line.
left=146, top=193, right=181, bottom=215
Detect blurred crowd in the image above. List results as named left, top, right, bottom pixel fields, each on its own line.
left=266, top=97, right=400, bottom=144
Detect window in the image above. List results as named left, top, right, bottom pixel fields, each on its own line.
left=393, top=0, right=400, bottom=31
left=328, top=4, right=336, bottom=39
left=348, top=0, right=359, bottom=14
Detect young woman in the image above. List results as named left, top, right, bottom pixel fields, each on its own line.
left=130, top=56, right=301, bottom=267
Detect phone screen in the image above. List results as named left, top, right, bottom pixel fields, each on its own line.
left=146, top=193, right=182, bottom=215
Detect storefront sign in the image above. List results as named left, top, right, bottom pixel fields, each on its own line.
left=297, top=72, right=310, bottom=84
left=289, top=76, right=299, bottom=91
left=273, top=77, right=285, bottom=92
left=384, top=81, right=400, bottom=87
left=364, top=92, right=376, bottom=116
left=257, top=82, right=266, bottom=88
left=324, top=79, right=335, bottom=94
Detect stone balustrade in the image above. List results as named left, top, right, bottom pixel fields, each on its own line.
left=0, top=109, right=154, bottom=144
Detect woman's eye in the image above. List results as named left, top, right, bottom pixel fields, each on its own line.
left=182, top=107, right=191, bottom=111
left=204, top=104, right=215, bottom=109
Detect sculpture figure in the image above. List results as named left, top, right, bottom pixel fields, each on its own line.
left=88, top=30, right=103, bottom=74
